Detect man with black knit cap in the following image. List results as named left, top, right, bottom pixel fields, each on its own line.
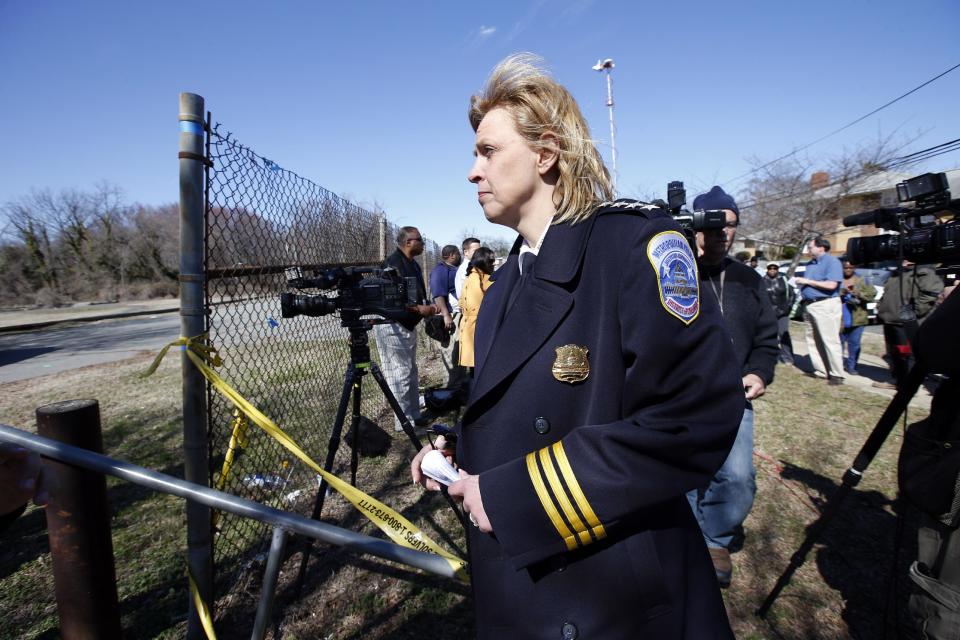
left=687, top=186, right=779, bottom=587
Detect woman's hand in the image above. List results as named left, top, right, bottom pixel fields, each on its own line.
left=449, top=471, right=492, bottom=533
left=411, top=435, right=455, bottom=491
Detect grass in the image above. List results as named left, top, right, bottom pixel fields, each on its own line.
left=0, top=353, right=187, bottom=639
left=727, top=360, right=927, bottom=639
left=0, top=325, right=932, bottom=639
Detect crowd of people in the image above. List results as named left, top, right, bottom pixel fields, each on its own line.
left=759, top=240, right=947, bottom=391
left=730, top=235, right=949, bottom=394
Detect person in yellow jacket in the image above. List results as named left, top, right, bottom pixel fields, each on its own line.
left=458, top=247, right=495, bottom=369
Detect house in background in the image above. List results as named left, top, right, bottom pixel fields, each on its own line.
left=809, top=169, right=911, bottom=257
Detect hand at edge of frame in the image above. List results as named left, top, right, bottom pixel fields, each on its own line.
left=0, top=443, right=51, bottom=516
left=743, top=373, right=766, bottom=400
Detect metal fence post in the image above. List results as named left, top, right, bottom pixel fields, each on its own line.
left=250, top=527, right=289, bottom=640
left=36, top=399, right=122, bottom=639
left=379, top=213, right=386, bottom=261
left=180, top=91, right=213, bottom=639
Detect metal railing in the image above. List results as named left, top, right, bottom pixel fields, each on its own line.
left=0, top=423, right=458, bottom=639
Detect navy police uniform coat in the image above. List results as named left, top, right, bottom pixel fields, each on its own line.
left=458, top=201, right=744, bottom=639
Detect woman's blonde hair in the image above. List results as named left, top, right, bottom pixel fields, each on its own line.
left=469, top=53, right=614, bottom=225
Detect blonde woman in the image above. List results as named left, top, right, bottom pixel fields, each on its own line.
left=412, top=54, right=742, bottom=638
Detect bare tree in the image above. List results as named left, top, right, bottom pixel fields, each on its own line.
left=130, top=204, right=179, bottom=282
left=0, top=185, right=181, bottom=304
left=737, top=133, right=919, bottom=273
left=3, top=194, right=61, bottom=295
left=0, top=241, right=37, bottom=305
left=456, top=226, right=514, bottom=261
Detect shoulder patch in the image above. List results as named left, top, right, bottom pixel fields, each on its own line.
left=646, top=231, right=700, bottom=325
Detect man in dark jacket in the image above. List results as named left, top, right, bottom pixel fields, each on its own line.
left=688, top=186, right=779, bottom=587
left=763, top=262, right=796, bottom=365
left=373, top=226, right=437, bottom=430
left=874, top=260, right=943, bottom=389
left=412, top=55, right=743, bottom=638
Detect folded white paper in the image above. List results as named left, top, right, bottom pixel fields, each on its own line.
left=421, top=449, right=460, bottom=486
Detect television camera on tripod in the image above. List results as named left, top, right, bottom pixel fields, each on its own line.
left=279, top=264, right=465, bottom=593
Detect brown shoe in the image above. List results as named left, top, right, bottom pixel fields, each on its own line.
left=708, top=547, right=732, bottom=588
left=872, top=381, right=896, bottom=390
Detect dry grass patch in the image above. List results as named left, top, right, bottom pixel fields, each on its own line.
left=0, top=352, right=187, bottom=639
left=725, top=361, right=927, bottom=639
left=0, top=337, right=933, bottom=639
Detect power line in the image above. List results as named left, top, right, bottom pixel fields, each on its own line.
left=724, top=61, right=960, bottom=189
left=887, top=138, right=960, bottom=168
left=894, top=137, right=960, bottom=160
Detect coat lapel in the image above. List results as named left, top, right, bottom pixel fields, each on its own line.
left=467, top=217, right=597, bottom=416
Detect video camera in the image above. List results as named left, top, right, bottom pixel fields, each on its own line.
left=279, top=265, right=418, bottom=326
left=663, top=181, right=727, bottom=244
left=843, top=172, right=959, bottom=264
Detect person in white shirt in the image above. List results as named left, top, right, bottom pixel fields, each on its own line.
left=453, top=237, right=482, bottom=309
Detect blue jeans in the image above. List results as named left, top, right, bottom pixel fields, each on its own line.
left=776, top=316, right=794, bottom=364
left=687, top=404, right=755, bottom=550
left=840, top=325, right=864, bottom=373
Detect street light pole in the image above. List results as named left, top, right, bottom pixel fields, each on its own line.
left=592, top=58, right=617, bottom=192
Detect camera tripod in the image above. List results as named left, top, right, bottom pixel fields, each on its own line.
left=757, top=360, right=927, bottom=617
left=292, top=313, right=465, bottom=595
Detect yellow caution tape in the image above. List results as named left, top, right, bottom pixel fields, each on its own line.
left=188, top=569, right=218, bottom=640
left=212, top=410, right=249, bottom=530
left=216, top=410, right=249, bottom=492
left=145, top=336, right=468, bottom=581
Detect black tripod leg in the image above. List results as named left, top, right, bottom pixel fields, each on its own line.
left=756, top=362, right=927, bottom=618
left=368, top=361, right=424, bottom=451
left=292, top=364, right=357, bottom=597
left=350, top=377, right=362, bottom=486
left=369, top=361, right=467, bottom=529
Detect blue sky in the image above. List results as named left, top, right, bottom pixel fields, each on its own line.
left=1, top=0, right=958, bottom=246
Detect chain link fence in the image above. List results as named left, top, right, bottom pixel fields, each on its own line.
left=203, top=123, right=441, bottom=609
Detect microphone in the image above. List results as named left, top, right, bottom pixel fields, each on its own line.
left=841, top=207, right=905, bottom=227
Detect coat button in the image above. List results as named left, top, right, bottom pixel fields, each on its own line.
left=534, top=417, right=550, bottom=434
left=561, top=622, right=579, bottom=639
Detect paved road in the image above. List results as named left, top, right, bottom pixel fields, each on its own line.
left=0, top=297, right=344, bottom=384
left=0, top=314, right=181, bottom=383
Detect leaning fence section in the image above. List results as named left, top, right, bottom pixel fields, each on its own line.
left=202, top=122, right=439, bottom=607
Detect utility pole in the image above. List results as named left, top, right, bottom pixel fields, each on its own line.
left=592, top=58, right=617, bottom=192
